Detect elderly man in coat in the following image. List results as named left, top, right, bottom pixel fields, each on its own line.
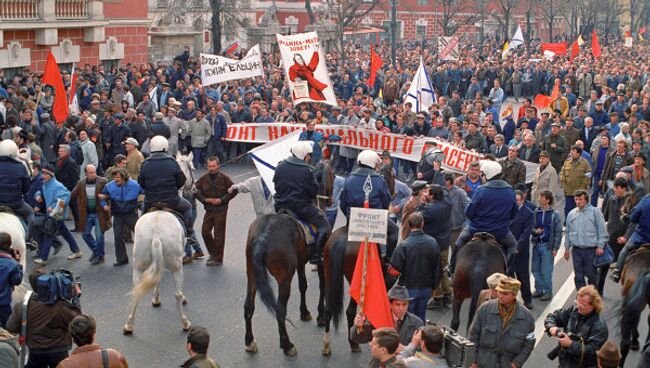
left=469, top=277, right=535, bottom=368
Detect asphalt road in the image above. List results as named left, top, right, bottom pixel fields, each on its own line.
left=26, top=162, right=647, bottom=368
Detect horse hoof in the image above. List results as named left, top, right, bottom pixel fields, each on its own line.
left=284, top=346, right=298, bottom=357
left=321, top=346, right=331, bottom=356
left=316, top=317, right=326, bottom=327
left=123, top=326, right=133, bottom=335
left=350, top=345, right=361, bottom=353
left=152, top=301, right=161, bottom=308
left=300, top=313, right=312, bottom=322
left=245, top=340, right=258, bottom=353
left=631, top=340, right=640, bottom=351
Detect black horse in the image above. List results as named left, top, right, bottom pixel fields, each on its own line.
left=243, top=160, right=334, bottom=356
left=451, top=232, right=506, bottom=332
left=619, top=248, right=650, bottom=367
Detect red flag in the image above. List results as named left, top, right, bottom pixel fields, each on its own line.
left=624, top=30, right=631, bottom=38
left=569, top=41, right=580, bottom=61
left=640, top=27, right=647, bottom=34
left=349, top=240, right=393, bottom=329
left=541, top=42, right=567, bottom=56
left=368, top=44, right=383, bottom=88
left=591, top=31, right=601, bottom=58
left=224, top=41, right=239, bottom=55
left=42, top=52, right=69, bottom=125
left=550, top=80, right=560, bottom=102
left=534, top=94, right=552, bottom=109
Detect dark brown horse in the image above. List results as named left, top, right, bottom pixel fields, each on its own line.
left=243, top=160, right=334, bottom=356
left=619, top=247, right=650, bottom=367
left=451, top=232, right=506, bottom=332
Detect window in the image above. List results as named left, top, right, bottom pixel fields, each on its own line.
left=416, top=25, right=426, bottom=41
left=2, top=68, right=24, bottom=81
left=102, top=59, right=119, bottom=72
left=381, top=20, right=403, bottom=41
left=57, top=63, right=73, bottom=74
left=417, top=0, right=428, bottom=5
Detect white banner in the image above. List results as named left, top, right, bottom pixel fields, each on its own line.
left=276, top=32, right=337, bottom=107
left=227, top=123, right=539, bottom=183
left=200, top=45, right=263, bottom=86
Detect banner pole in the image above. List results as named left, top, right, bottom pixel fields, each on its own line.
left=357, top=175, right=373, bottom=333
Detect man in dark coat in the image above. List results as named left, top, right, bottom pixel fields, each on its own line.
left=138, top=136, right=193, bottom=238
left=38, top=113, right=58, bottom=165
left=273, top=141, right=330, bottom=264
left=149, top=112, right=171, bottom=139
left=106, top=113, right=131, bottom=159
left=510, top=187, right=535, bottom=309
left=0, top=140, right=34, bottom=240
left=56, top=144, right=81, bottom=230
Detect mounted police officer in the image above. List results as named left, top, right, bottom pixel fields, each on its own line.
left=450, top=160, right=518, bottom=274
left=138, top=135, right=194, bottom=239
left=417, top=144, right=446, bottom=186
left=0, top=139, right=34, bottom=242
left=273, top=141, right=331, bottom=265
left=340, top=150, right=398, bottom=258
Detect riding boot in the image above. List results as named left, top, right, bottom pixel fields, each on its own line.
left=310, top=233, right=326, bottom=265
left=505, top=253, right=516, bottom=276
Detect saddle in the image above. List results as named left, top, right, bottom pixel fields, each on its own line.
left=278, top=208, right=317, bottom=245
left=146, top=202, right=186, bottom=232
left=632, top=243, right=650, bottom=255
left=469, top=232, right=507, bottom=263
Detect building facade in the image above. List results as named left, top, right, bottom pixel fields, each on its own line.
left=0, top=0, right=149, bottom=73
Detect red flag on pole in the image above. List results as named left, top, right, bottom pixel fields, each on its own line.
left=42, top=52, right=69, bottom=125
left=550, top=79, right=560, bottom=102
left=534, top=94, right=552, bottom=109
left=591, top=31, right=602, bottom=58
left=349, top=240, right=393, bottom=329
left=541, top=42, right=567, bottom=56
left=368, top=44, right=383, bottom=89
left=569, top=41, right=580, bottom=61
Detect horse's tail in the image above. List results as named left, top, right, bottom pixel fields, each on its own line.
left=328, top=232, right=347, bottom=329
left=621, top=271, right=650, bottom=341
left=130, top=237, right=164, bottom=309
left=252, top=230, right=278, bottom=316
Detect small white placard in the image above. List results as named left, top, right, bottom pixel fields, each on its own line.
left=348, top=207, right=389, bottom=244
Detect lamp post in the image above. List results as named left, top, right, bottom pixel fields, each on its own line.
left=391, top=0, right=397, bottom=65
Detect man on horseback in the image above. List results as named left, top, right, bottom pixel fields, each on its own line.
left=611, top=193, right=650, bottom=282
left=273, top=141, right=331, bottom=265
left=450, top=160, right=518, bottom=274
left=0, top=140, right=34, bottom=243
left=138, top=136, right=194, bottom=240
left=340, top=150, right=397, bottom=259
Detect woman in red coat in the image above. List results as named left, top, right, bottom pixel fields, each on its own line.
left=289, top=50, right=327, bottom=101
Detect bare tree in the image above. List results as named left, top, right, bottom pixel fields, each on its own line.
left=437, top=0, right=480, bottom=36
left=630, top=0, right=650, bottom=33
left=491, top=0, right=519, bottom=40
left=305, top=0, right=317, bottom=24
left=598, top=0, right=626, bottom=41
left=208, top=0, right=250, bottom=54
left=325, top=0, right=383, bottom=51
left=538, top=0, right=562, bottom=41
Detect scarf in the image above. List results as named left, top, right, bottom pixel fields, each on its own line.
left=498, top=302, right=516, bottom=328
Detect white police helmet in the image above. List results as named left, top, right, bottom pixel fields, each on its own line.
left=479, top=160, right=502, bottom=180
left=357, top=149, right=382, bottom=168
left=0, top=139, right=19, bottom=157
left=149, top=135, right=169, bottom=153
left=290, top=141, right=313, bottom=160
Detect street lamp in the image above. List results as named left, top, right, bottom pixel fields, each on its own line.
left=391, top=0, right=397, bottom=65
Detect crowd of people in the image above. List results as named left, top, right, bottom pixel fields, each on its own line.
left=0, top=35, right=649, bottom=367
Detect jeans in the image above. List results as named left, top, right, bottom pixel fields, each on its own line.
left=206, top=138, right=225, bottom=162
left=82, top=213, right=105, bottom=258
left=615, top=237, right=643, bottom=271
left=38, top=220, right=80, bottom=261
left=326, top=209, right=337, bottom=228
left=192, top=147, right=206, bottom=168
left=531, top=242, right=554, bottom=294
left=564, top=196, right=577, bottom=222
left=590, top=174, right=601, bottom=207
left=184, top=206, right=202, bottom=257
left=572, top=247, right=599, bottom=289
left=407, top=287, right=432, bottom=323
left=0, top=305, right=11, bottom=328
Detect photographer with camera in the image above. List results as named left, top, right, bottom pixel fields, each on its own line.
left=0, top=232, right=22, bottom=328
left=544, top=285, right=608, bottom=368
left=6, top=268, right=81, bottom=368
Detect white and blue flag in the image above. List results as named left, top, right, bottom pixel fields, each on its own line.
left=404, top=58, right=436, bottom=113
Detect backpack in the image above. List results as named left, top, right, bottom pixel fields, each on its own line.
left=35, top=269, right=77, bottom=305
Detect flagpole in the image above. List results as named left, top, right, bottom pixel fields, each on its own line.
left=357, top=175, right=373, bottom=333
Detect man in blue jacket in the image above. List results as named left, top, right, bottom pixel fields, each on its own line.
left=273, top=141, right=330, bottom=264
left=340, top=150, right=397, bottom=259
left=101, top=168, right=143, bottom=266
left=450, top=160, right=518, bottom=274
left=0, top=140, right=33, bottom=242
left=138, top=136, right=193, bottom=240
left=510, top=187, right=535, bottom=309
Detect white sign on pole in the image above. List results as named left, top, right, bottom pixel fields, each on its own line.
left=624, top=37, right=633, bottom=47
left=348, top=207, right=389, bottom=244
left=438, top=36, right=460, bottom=61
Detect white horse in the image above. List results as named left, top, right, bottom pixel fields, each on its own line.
left=1, top=212, right=29, bottom=303
left=123, top=152, right=193, bottom=334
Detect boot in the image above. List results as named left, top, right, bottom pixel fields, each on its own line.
left=309, top=234, right=326, bottom=265
left=609, top=269, right=621, bottom=283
